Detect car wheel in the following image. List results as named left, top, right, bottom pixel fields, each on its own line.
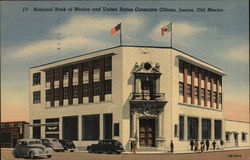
left=13, top=151, right=19, bottom=158
left=88, top=149, right=92, bottom=153
left=29, top=151, right=35, bottom=159
left=47, top=155, right=52, bottom=158
left=116, top=151, right=121, bottom=154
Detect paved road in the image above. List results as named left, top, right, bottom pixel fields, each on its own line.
left=1, top=149, right=250, bottom=160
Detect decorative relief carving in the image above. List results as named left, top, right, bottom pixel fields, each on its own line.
left=133, top=62, right=160, bottom=74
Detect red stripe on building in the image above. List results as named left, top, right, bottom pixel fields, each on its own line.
left=183, top=64, right=188, bottom=103
left=210, top=74, right=214, bottom=108
left=204, top=73, right=208, bottom=107
left=198, top=71, right=201, bottom=105
left=59, top=67, right=63, bottom=106
left=68, top=66, right=73, bottom=105
left=88, top=61, right=94, bottom=103
left=50, top=69, right=54, bottom=107
left=191, top=66, right=195, bottom=104
left=78, top=63, right=83, bottom=104
left=216, top=78, right=219, bottom=109
left=99, top=57, right=105, bottom=102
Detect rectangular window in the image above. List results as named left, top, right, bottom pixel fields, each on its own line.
left=219, top=93, right=222, bottom=104
left=0, top=132, right=11, bottom=143
left=54, top=68, right=59, bottom=81
left=33, top=72, right=41, bottom=85
left=45, top=118, right=59, bottom=132
left=207, top=90, right=211, bottom=101
left=187, top=64, right=191, bottom=75
left=93, top=60, right=99, bottom=69
left=218, top=76, right=222, bottom=86
left=242, top=133, right=247, bottom=141
left=104, top=56, right=112, bottom=71
left=201, top=88, right=205, bottom=101
left=174, top=124, right=178, bottom=137
left=54, top=88, right=59, bottom=100
left=63, top=116, right=78, bottom=140
left=93, top=82, right=99, bottom=96
left=33, top=91, right=41, bottom=104
left=179, top=116, right=184, bottom=140
left=207, top=72, right=211, bottom=82
left=225, top=132, right=230, bottom=141
left=63, top=68, right=69, bottom=78
left=73, top=85, right=78, bottom=98
left=83, top=84, right=88, bottom=97
left=194, top=87, right=198, bottom=99
left=63, top=87, right=68, bottom=99
left=187, top=84, right=191, bottom=97
left=201, top=70, right=205, bottom=80
left=83, top=115, right=100, bottom=140
left=33, top=119, right=41, bottom=139
left=114, top=123, right=120, bottom=137
left=213, top=92, right=217, bottom=103
left=46, top=71, right=51, bottom=82
left=83, top=63, right=88, bottom=72
left=105, top=79, right=112, bottom=94
left=179, top=60, right=184, bottom=73
left=179, top=82, right=184, bottom=96
left=46, top=89, right=50, bottom=102
left=188, top=117, right=198, bottom=140
left=214, top=120, right=222, bottom=139
left=194, top=67, right=198, bottom=78
left=202, top=119, right=211, bottom=139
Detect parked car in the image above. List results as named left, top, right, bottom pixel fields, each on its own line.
left=12, top=139, right=53, bottom=159
left=59, top=139, right=76, bottom=152
left=41, top=138, right=65, bottom=152
left=87, top=139, right=124, bottom=154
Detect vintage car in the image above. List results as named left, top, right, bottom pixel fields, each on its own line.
left=59, top=139, right=76, bottom=152
left=41, top=138, right=65, bottom=152
left=12, top=139, right=53, bottom=159
left=87, top=139, right=124, bottom=154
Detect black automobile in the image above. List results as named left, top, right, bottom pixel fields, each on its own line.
left=59, top=139, right=76, bottom=152
left=87, top=139, right=124, bottom=154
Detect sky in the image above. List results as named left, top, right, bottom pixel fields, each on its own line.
left=1, top=0, right=249, bottom=122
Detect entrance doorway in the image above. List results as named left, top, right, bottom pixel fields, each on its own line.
left=139, top=118, right=155, bottom=147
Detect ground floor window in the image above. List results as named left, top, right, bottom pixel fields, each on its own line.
left=225, top=132, right=231, bottom=141
left=242, top=132, right=247, bottom=141
left=114, top=123, right=119, bottom=137
left=33, top=119, right=41, bottom=139
left=0, top=132, right=11, bottom=143
left=188, top=117, right=198, bottom=140
left=63, top=116, right=78, bottom=140
left=214, top=120, right=222, bottom=139
left=202, top=119, right=211, bottom=139
left=103, top=114, right=112, bottom=139
left=179, top=116, right=184, bottom=140
left=83, top=115, right=99, bottom=140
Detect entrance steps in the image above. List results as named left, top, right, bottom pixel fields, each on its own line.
left=138, top=147, right=163, bottom=152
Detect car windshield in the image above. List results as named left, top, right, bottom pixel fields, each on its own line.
left=28, top=141, right=41, bottom=145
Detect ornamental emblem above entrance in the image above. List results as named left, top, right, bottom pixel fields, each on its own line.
left=133, top=61, right=160, bottom=74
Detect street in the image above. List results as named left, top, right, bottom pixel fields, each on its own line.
left=1, top=149, right=250, bottom=160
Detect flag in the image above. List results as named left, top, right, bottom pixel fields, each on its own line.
left=111, top=23, right=121, bottom=35
left=161, top=23, right=172, bottom=36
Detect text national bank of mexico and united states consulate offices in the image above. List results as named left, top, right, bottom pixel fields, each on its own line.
left=28, top=45, right=249, bottom=151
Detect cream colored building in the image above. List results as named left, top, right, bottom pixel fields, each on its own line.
left=28, top=45, right=249, bottom=151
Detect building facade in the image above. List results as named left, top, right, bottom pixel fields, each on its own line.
left=29, top=46, right=249, bottom=151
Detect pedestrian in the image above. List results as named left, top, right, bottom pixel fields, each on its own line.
left=212, top=140, right=216, bottom=150
left=190, top=140, right=194, bottom=150
left=133, top=140, right=137, bottom=154
left=194, top=140, right=198, bottom=151
left=200, top=140, right=204, bottom=152
left=205, top=139, right=210, bottom=151
left=170, top=140, right=174, bottom=153
left=220, top=139, right=224, bottom=150
left=130, top=140, right=134, bottom=152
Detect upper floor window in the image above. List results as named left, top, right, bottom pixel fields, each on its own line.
left=33, top=72, right=41, bottom=85
left=93, top=60, right=99, bottom=69
left=207, top=90, right=211, bottom=101
left=104, top=56, right=112, bottom=72
left=54, top=68, right=59, bottom=81
left=54, top=88, right=59, bottom=100
left=33, top=91, right=41, bottom=104
left=194, top=87, right=198, bottom=99
left=63, top=87, right=68, bottom=99
left=73, top=85, right=78, bottom=98
left=179, top=82, right=184, bottom=96
left=213, top=92, right=217, bottom=103
left=46, top=71, right=51, bottom=82
left=83, top=84, right=88, bottom=97
left=63, top=68, right=69, bottom=78
left=93, top=82, right=99, bottom=96
left=219, top=93, right=222, bottom=104
left=46, top=89, right=50, bottom=102
left=187, top=84, right=191, bottom=97
left=187, top=64, right=191, bottom=75
left=201, top=88, right=205, bottom=101
left=105, top=79, right=112, bottom=94
left=179, top=60, right=184, bottom=73
left=83, top=63, right=88, bottom=72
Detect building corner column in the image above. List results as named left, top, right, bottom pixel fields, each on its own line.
left=78, top=115, right=82, bottom=141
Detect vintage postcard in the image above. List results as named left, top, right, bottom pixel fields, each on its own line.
left=1, top=0, right=249, bottom=160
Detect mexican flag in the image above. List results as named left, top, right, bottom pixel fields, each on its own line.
left=161, top=23, right=172, bottom=36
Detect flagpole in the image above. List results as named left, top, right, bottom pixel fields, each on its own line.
left=170, top=20, right=172, bottom=48
left=120, top=23, right=122, bottom=46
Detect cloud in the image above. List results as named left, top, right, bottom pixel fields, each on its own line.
left=228, top=44, right=249, bottom=63
left=149, top=21, right=207, bottom=46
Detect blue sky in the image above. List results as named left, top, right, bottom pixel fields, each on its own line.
left=1, top=0, right=249, bottom=122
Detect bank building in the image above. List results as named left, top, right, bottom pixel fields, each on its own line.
left=28, top=45, right=249, bottom=151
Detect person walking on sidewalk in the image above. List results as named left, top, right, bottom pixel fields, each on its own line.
left=194, top=140, right=198, bottom=151
left=220, top=139, right=224, bottom=150
left=190, top=140, right=194, bottom=151
left=130, top=140, right=134, bottom=152
left=132, top=140, right=137, bottom=154
left=205, top=139, right=210, bottom=151
left=170, top=140, right=174, bottom=153
left=212, top=140, right=216, bottom=150
left=200, top=140, right=205, bottom=152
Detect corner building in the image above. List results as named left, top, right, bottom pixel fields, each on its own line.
left=29, top=45, right=226, bottom=151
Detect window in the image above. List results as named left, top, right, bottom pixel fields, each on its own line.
left=225, top=132, right=231, bottom=141
left=214, top=120, right=222, bottom=139
left=188, top=117, right=198, bottom=140
left=1, top=132, right=11, bottom=143
left=54, top=88, right=59, bottom=100
left=213, top=92, right=217, bottom=103
left=63, top=116, right=78, bottom=140
left=194, top=67, right=198, bottom=78
left=201, top=88, right=205, bottom=101
left=187, top=84, right=191, bottom=97
left=114, top=123, right=120, bottom=136
left=187, top=64, right=191, bottom=75
left=104, top=56, right=112, bottom=71
left=207, top=90, right=211, bottom=101
left=83, top=115, right=100, bottom=140
left=83, top=63, right=88, bottom=72
left=63, top=68, right=69, bottom=78
left=179, top=82, right=184, bottom=96
left=46, top=71, right=51, bottom=82
left=207, top=72, right=211, bottom=82
left=93, top=82, right=99, bottom=96
left=105, top=80, right=112, bottom=94
left=46, top=89, right=50, bottom=101
left=73, top=85, right=78, bottom=98
left=242, top=133, right=247, bottom=141
left=46, top=118, right=59, bottom=132
left=93, top=60, right=99, bottom=69
left=33, top=91, right=41, bottom=104
left=63, top=87, right=68, bottom=99
left=218, top=75, right=222, bottom=86
left=202, top=119, right=211, bottom=139
left=174, top=124, right=178, bottom=137
left=194, top=87, right=198, bottom=99
left=33, top=72, right=41, bottom=85
left=219, top=93, right=222, bottom=104
left=33, top=119, right=41, bottom=139
left=83, top=84, right=88, bottom=97
left=179, top=60, right=184, bottom=73
left=179, top=116, right=184, bottom=140
left=54, top=68, right=59, bottom=81
left=201, top=70, right=205, bottom=80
